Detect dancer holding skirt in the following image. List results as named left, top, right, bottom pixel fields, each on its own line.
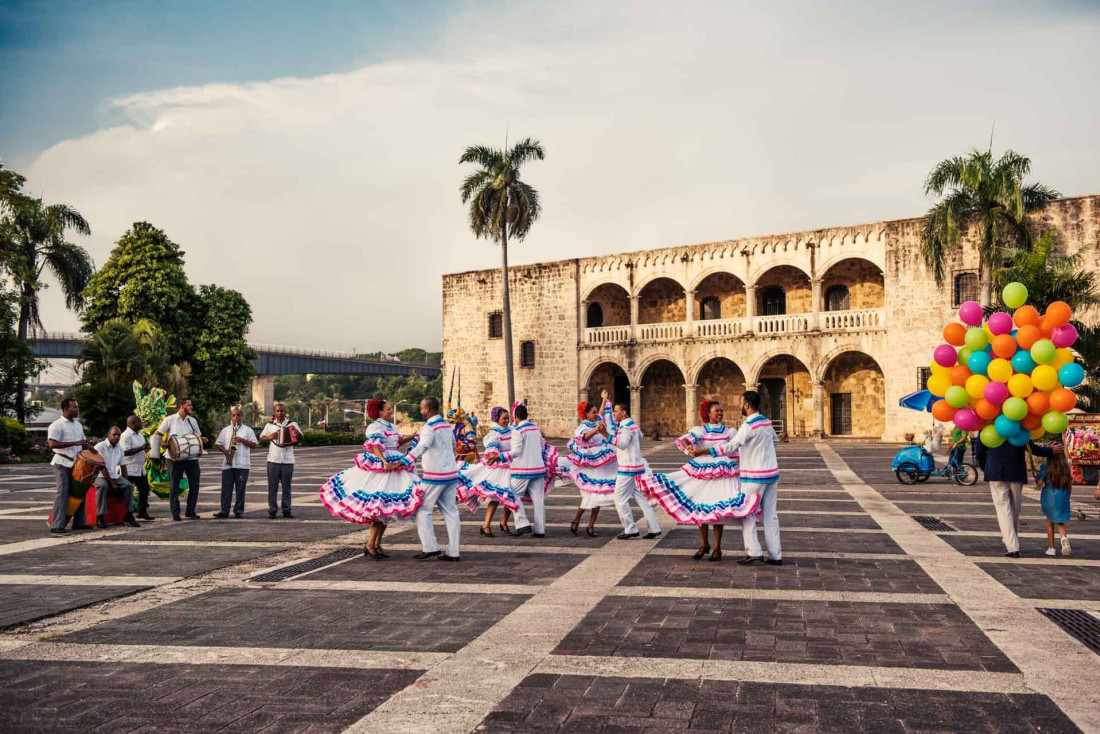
left=559, top=391, right=616, bottom=536
left=457, top=406, right=515, bottom=536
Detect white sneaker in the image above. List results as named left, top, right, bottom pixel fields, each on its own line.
left=1045, top=547, right=1057, bottom=557
left=1061, top=537, right=1071, bottom=556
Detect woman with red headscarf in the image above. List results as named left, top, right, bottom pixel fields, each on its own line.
left=319, top=398, right=422, bottom=559
left=638, top=399, right=760, bottom=561
left=558, top=390, right=617, bottom=535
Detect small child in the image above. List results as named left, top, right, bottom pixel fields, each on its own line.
left=1037, top=452, right=1072, bottom=556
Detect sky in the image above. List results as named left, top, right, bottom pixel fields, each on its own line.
left=3, top=0, right=1100, bottom=354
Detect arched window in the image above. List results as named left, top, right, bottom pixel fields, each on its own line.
left=953, top=272, right=979, bottom=307
left=488, top=312, right=503, bottom=339
left=824, top=284, right=850, bottom=312
left=761, top=286, right=786, bottom=316
left=586, top=302, right=604, bottom=328
left=700, top=296, right=721, bottom=320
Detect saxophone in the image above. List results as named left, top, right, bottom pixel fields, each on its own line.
left=227, top=423, right=241, bottom=464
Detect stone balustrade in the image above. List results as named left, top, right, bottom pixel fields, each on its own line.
left=821, top=308, right=885, bottom=331
left=584, top=324, right=631, bottom=344
left=754, top=313, right=811, bottom=334
left=638, top=322, right=685, bottom=342
left=582, top=308, right=886, bottom=344
left=691, top=317, right=746, bottom=338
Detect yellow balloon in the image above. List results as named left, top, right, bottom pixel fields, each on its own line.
left=1007, top=373, right=1034, bottom=398
left=929, top=360, right=949, bottom=376
left=965, top=374, right=990, bottom=399
left=1030, top=427, right=1046, bottom=440
left=987, top=358, right=1013, bottom=383
left=1053, top=348, right=1074, bottom=369
left=1032, top=364, right=1059, bottom=391
left=927, top=373, right=951, bottom=397
left=984, top=323, right=994, bottom=339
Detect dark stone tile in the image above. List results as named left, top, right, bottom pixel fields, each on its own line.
left=444, top=523, right=616, bottom=548
left=941, top=516, right=1098, bottom=535
left=0, top=519, right=69, bottom=545
left=0, top=543, right=287, bottom=577
left=108, top=518, right=360, bottom=542
left=303, top=550, right=585, bottom=585
left=774, top=513, right=880, bottom=529
left=656, top=528, right=904, bottom=554
left=556, top=596, right=1016, bottom=671
left=942, top=534, right=1100, bottom=560
left=0, top=583, right=151, bottom=630
left=59, top=587, right=528, bottom=652
left=978, top=562, right=1100, bottom=601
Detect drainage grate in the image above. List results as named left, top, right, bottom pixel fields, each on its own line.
left=913, top=515, right=956, bottom=532
left=250, top=547, right=361, bottom=583
left=1038, top=608, right=1100, bottom=656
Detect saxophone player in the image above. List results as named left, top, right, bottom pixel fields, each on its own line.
left=213, top=407, right=258, bottom=518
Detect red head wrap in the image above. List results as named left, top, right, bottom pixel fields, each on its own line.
left=699, top=399, right=717, bottom=423
left=577, top=401, right=589, bottom=420
left=366, top=398, right=383, bottom=420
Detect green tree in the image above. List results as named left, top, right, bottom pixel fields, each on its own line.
left=994, top=230, right=1098, bottom=313
left=921, top=147, right=1059, bottom=307
left=0, top=192, right=94, bottom=421
left=187, top=284, right=257, bottom=427
left=0, top=287, right=46, bottom=418
left=459, top=137, right=545, bottom=405
left=1075, top=325, right=1100, bottom=412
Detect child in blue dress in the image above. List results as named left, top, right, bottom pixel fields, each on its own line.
left=1037, top=452, right=1072, bottom=557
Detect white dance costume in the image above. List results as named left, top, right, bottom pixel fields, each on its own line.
left=319, top=419, right=423, bottom=524
left=559, top=407, right=616, bottom=510
left=457, top=426, right=516, bottom=512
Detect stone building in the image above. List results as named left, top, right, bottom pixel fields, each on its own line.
left=441, top=195, right=1100, bottom=439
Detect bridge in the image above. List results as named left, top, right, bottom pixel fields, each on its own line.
left=28, top=332, right=442, bottom=413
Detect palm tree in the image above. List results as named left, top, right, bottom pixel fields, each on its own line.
left=994, top=230, right=1098, bottom=313
left=1, top=196, right=94, bottom=420
left=459, top=138, right=545, bottom=406
left=921, top=147, right=1059, bottom=307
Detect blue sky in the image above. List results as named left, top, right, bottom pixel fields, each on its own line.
left=3, top=1, right=1100, bottom=350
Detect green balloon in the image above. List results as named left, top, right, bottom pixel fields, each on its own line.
left=1002, top=282, right=1028, bottom=309
left=1001, top=396, right=1028, bottom=421
left=964, top=327, right=989, bottom=351
left=945, top=385, right=970, bottom=408
left=1030, top=339, right=1056, bottom=365
left=1042, top=410, right=1068, bottom=434
left=980, top=425, right=1006, bottom=447
left=957, top=346, right=974, bottom=365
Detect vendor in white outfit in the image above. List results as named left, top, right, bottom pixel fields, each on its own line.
left=397, top=397, right=462, bottom=562
left=605, top=400, right=661, bottom=540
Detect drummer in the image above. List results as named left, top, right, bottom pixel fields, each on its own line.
left=154, top=398, right=204, bottom=521
left=93, top=427, right=140, bottom=528
left=47, top=397, right=95, bottom=534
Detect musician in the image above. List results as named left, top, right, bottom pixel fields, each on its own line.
left=93, top=427, right=139, bottom=528
left=47, top=397, right=95, bottom=533
left=121, top=415, right=154, bottom=521
left=213, top=407, right=258, bottom=518
left=259, top=403, right=301, bottom=519
left=154, top=398, right=203, bottom=521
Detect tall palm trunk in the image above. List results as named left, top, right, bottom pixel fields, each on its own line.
left=500, top=200, right=516, bottom=406
left=15, top=285, right=33, bottom=422
left=979, top=259, right=993, bottom=308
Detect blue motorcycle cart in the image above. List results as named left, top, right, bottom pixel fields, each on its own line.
left=894, top=391, right=980, bottom=486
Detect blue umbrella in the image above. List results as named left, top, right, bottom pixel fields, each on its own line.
left=899, top=390, right=939, bottom=413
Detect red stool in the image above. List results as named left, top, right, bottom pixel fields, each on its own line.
left=84, top=484, right=130, bottom=526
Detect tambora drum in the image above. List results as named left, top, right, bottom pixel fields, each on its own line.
left=71, top=450, right=105, bottom=487
left=167, top=434, right=202, bottom=461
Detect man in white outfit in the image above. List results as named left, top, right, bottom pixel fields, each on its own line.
left=398, top=397, right=462, bottom=561
left=605, top=397, right=661, bottom=540
left=501, top=403, right=548, bottom=537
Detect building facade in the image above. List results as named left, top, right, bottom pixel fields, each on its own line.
left=442, top=195, right=1100, bottom=439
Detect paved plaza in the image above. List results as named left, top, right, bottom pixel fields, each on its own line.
left=0, top=441, right=1098, bottom=732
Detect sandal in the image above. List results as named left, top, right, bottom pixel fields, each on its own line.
left=586, top=528, right=598, bottom=537
left=570, top=521, right=580, bottom=535
left=499, top=522, right=511, bottom=534
left=693, top=545, right=711, bottom=561
left=707, top=549, right=722, bottom=563
left=480, top=526, right=495, bottom=537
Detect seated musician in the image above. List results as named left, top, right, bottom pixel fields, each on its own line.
left=93, top=426, right=140, bottom=528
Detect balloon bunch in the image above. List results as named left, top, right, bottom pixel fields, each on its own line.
left=927, top=282, right=1085, bottom=448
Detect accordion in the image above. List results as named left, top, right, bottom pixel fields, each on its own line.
left=275, top=424, right=299, bottom=448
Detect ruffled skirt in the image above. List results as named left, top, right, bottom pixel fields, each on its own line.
left=319, top=450, right=423, bottom=524
left=457, top=460, right=516, bottom=512
left=559, top=456, right=617, bottom=509
left=638, top=470, right=759, bottom=525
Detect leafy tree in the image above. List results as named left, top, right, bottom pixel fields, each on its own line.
left=187, top=285, right=256, bottom=428
left=994, top=230, right=1098, bottom=313
left=1075, top=325, right=1100, bottom=412
left=0, top=287, right=46, bottom=419
left=921, top=147, right=1059, bottom=307
left=459, top=137, right=545, bottom=405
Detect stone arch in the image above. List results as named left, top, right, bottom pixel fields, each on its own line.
left=640, top=358, right=687, bottom=437
left=752, top=265, right=812, bottom=315
left=583, top=282, right=631, bottom=327
left=754, top=353, right=814, bottom=438
left=633, top=271, right=688, bottom=297
left=692, top=270, right=747, bottom=321
left=582, top=356, right=630, bottom=387
left=821, top=349, right=885, bottom=437
left=636, top=276, right=687, bottom=323
left=695, top=357, right=747, bottom=408
left=818, top=254, right=886, bottom=295
left=585, top=361, right=631, bottom=412
left=814, top=345, right=883, bottom=383
left=581, top=279, right=630, bottom=303
left=632, top=352, right=683, bottom=385
left=747, top=260, right=812, bottom=286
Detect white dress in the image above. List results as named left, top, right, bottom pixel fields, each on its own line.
left=457, top=426, right=517, bottom=512
left=558, top=416, right=616, bottom=510
left=319, top=419, right=423, bottom=524
left=637, top=424, right=759, bottom=524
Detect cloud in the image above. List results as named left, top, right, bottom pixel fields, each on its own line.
left=23, top=0, right=1100, bottom=351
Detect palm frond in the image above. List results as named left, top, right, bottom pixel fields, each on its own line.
left=923, top=155, right=967, bottom=196
left=506, top=138, right=545, bottom=168
left=43, top=240, right=95, bottom=310
left=458, top=145, right=503, bottom=169
left=43, top=203, right=91, bottom=237
left=1020, top=182, right=1061, bottom=211
left=459, top=170, right=495, bottom=204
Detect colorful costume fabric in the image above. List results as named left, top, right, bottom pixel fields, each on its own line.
left=559, top=402, right=616, bottom=509
left=457, top=426, right=515, bottom=512
left=319, top=418, right=424, bottom=524
left=638, top=423, right=760, bottom=524
left=132, top=381, right=183, bottom=499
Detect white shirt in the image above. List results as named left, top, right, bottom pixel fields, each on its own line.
left=260, top=421, right=300, bottom=464
left=402, top=415, right=458, bottom=483
left=120, top=427, right=147, bottom=476
left=504, top=421, right=547, bottom=478
left=47, top=417, right=85, bottom=468
left=215, top=423, right=258, bottom=470
left=604, top=404, right=647, bottom=476
left=93, top=439, right=124, bottom=480
left=157, top=413, right=201, bottom=439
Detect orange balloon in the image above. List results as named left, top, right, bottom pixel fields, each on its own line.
left=943, top=322, right=967, bottom=347
left=975, top=399, right=1000, bottom=420
left=992, top=334, right=1017, bottom=359
left=1015, top=324, right=1041, bottom=351
left=1046, top=301, right=1072, bottom=328
left=1013, top=305, right=1040, bottom=328
left=1039, top=315, right=1056, bottom=338
left=1049, top=388, right=1077, bottom=413
left=932, top=400, right=957, bottom=422
left=1026, top=391, right=1050, bottom=416
left=1021, top=413, right=1043, bottom=431
left=949, top=365, right=971, bottom=386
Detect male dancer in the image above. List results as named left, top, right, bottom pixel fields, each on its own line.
left=501, top=403, right=548, bottom=538
left=154, top=398, right=203, bottom=521
left=398, top=397, right=462, bottom=561
left=93, top=426, right=140, bottom=528
left=214, top=407, right=258, bottom=518
left=697, top=390, right=782, bottom=564
left=605, top=399, right=661, bottom=540
left=47, top=397, right=95, bottom=533
left=121, top=415, right=154, bottom=520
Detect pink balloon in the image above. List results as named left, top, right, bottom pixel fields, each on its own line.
left=983, top=381, right=1009, bottom=406
left=987, top=312, right=1013, bottom=336
left=958, top=301, right=983, bottom=326
left=933, top=344, right=957, bottom=368
left=953, top=408, right=980, bottom=431
left=1052, top=323, right=1078, bottom=348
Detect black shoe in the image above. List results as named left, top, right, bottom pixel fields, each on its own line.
left=693, top=545, right=711, bottom=561
left=1004, top=551, right=1020, bottom=558
left=586, top=528, right=598, bottom=537
left=268, top=512, right=277, bottom=518
left=707, top=549, right=722, bottom=563
left=438, top=554, right=460, bottom=562
left=765, top=559, right=783, bottom=566
left=532, top=532, right=546, bottom=538
left=617, top=532, right=640, bottom=540
left=185, top=513, right=200, bottom=520
left=233, top=513, right=243, bottom=519
left=737, top=556, right=765, bottom=565
left=479, top=527, right=495, bottom=537
left=283, top=513, right=294, bottom=519
left=570, top=521, right=579, bottom=535
left=123, top=514, right=140, bottom=528
left=212, top=513, right=229, bottom=519
left=137, top=513, right=155, bottom=521
left=50, top=528, right=67, bottom=534
left=96, top=515, right=108, bottom=529
left=412, top=551, right=442, bottom=560
left=365, top=548, right=385, bottom=560
left=643, top=531, right=662, bottom=540
left=510, top=526, right=533, bottom=537
left=172, top=515, right=182, bottom=522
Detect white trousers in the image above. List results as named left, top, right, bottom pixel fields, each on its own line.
left=742, top=481, right=782, bottom=560
left=415, top=480, right=461, bottom=557
left=510, top=476, right=547, bottom=533
left=614, top=474, right=660, bottom=535
left=989, top=481, right=1023, bottom=553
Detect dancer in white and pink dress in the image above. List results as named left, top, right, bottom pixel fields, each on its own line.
left=457, top=406, right=515, bottom=536
left=559, top=393, right=616, bottom=536
left=638, top=399, right=759, bottom=562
